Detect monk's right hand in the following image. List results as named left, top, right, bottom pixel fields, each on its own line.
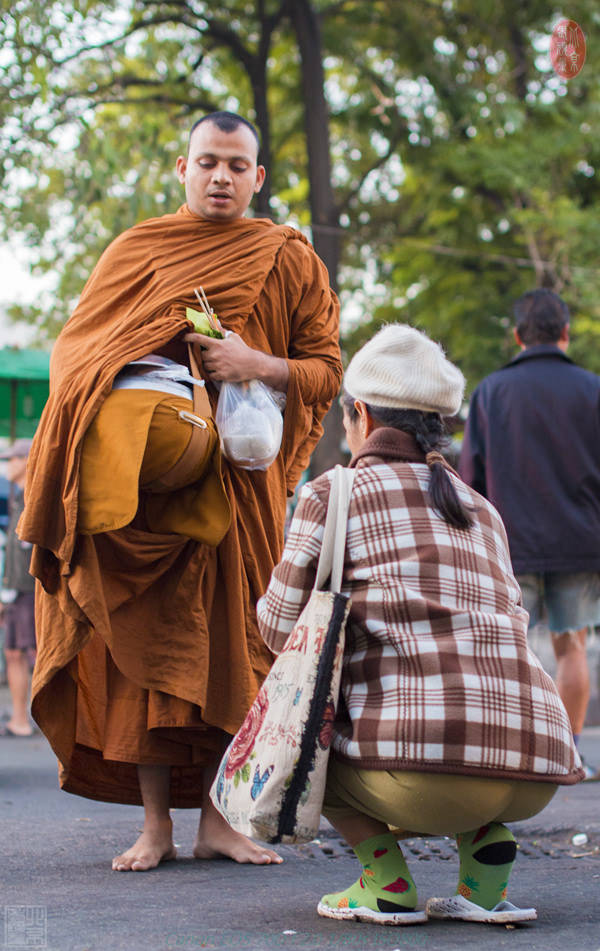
left=183, top=331, right=216, bottom=351
left=184, top=331, right=264, bottom=384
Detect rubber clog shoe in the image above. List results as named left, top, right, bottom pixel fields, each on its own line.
left=318, top=896, right=427, bottom=926
left=426, top=894, right=537, bottom=924
left=580, top=754, right=600, bottom=782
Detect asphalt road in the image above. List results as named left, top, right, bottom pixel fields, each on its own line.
left=1, top=727, right=599, bottom=951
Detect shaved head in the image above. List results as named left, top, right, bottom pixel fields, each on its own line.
left=189, top=111, right=260, bottom=156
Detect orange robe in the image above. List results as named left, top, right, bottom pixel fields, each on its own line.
left=20, top=205, right=342, bottom=805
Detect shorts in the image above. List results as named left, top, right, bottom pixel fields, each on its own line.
left=517, top=571, right=600, bottom=635
left=3, top=592, right=36, bottom=651
left=323, top=759, right=556, bottom=836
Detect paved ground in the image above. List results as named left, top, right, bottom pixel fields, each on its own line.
left=1, top=696, right=598, bottom=951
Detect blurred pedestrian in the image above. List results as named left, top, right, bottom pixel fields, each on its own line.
left=258, top=324, right=581, bottom=926
left=460, top=289, right=600, bottom=780
left=0, top=438, right=35, bottom=738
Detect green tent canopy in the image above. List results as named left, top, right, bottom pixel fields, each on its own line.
left=0, top=348, right=50, bottom=438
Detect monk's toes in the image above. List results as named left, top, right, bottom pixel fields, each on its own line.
left=264, top=849, right=283, bottom=864
left=113, top=843, right=177, bottom=871
left=112, top=853, right=134, bottom=871
left=113, top=853, right=152, bottom=871
left=234, top=843, right=283, bottom=865
left=253, top=848, right=282, bottom=865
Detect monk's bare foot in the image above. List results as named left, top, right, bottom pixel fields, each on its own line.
left=194, top=806, right=282, bottom=865
left=112, top=821, right=177, bottom=872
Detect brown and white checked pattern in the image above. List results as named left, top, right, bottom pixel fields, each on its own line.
left=257, top=435, right=582, bottom=785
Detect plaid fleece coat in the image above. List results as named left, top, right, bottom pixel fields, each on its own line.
left=257, top=428, right=582, bottom=785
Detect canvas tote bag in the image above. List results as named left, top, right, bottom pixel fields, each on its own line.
left=209, top=465, right=356, bottom=843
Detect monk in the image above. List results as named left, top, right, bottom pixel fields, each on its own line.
left=19, top=111, right=342, bottom=871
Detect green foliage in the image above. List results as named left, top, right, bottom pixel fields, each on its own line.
left=338, top=0, right=600, bottom=385
left=1, top=0, right=599, bottom=391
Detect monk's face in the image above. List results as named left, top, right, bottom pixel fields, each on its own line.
left=176, top=122, right=265, bottom=221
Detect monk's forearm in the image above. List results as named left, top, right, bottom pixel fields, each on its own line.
left=254, top=352, right=289, bottom=392
left=286, top=355, right=343, bottom=405
left=281, top=359, right=341, bottom=495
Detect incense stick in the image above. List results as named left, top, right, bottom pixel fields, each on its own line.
left=194, top=286, right=220, bottom=333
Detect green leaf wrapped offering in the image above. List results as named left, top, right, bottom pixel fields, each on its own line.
left=186, top=286, right=225, bottom=338
left=186, top=306, right=224, bottom=338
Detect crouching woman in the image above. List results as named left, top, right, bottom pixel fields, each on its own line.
left=257, top=324, right=582, bottom=926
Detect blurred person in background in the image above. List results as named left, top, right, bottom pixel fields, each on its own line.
left=460, top=289, right=600, bottom=781
left=0, top=438, right=36, bottom=737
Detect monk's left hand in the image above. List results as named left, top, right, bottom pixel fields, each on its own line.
left=184, top=331, right=264, bottom=383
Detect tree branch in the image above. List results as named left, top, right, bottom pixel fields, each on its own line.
left=202, top=16, right=256, bottom=74
left=52, top=14, right=194, bottom=66
left=337, top=134, right=403, bottom=214
left=257, top=0, right=289, bottom=61
left=91, top=94, right=216, bottom=110
left=399, top=237, right=580, bottom=277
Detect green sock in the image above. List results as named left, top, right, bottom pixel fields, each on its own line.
left=320, top=832, right=417, bottom=914
left=455, top=823, right=517, bottom=910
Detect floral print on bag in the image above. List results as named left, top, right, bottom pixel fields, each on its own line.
left=224, top=686, right=269, bottom=779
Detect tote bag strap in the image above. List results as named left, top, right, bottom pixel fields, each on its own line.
left=314, top=465, right=356, bottom=594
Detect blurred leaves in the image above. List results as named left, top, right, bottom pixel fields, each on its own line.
left=1, top=0, right=599, bottom=386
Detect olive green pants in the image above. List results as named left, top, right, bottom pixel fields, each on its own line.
left=323, top=759, right=557, bottom=836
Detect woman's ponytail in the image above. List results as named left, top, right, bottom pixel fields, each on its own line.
left=344, top=395, right=474, bottom=531
left=423, top=447, right=473, bottom=530
left=412, top=414, right=473, bottom=530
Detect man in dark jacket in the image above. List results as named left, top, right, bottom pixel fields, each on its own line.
left=0, top=438, right=35, bottom=737
left=459, top=289, right=600, bottom=780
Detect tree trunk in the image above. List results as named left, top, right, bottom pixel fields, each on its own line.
left=289, top=0, right=345, bottom=474
left=250, top=54, right=273, bottom=216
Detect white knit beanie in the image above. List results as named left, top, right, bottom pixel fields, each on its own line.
left=344, top=323, right=465, bottom=416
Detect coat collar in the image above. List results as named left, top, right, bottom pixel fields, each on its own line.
left=349, top=427, right=426, bottom=467
left=503, top=344, right=574, bottom=370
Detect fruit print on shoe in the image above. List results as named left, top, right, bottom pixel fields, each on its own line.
left=472, top=824, right=491, bottom=844
left=456, top=822, right=518, bottom=910
left=383, top=876, right=411, bottom=894
left=337, top=896, right=359, bottom=909
left=327, top=832, right=419, bottom=916
left=458, top=875, right=479, bottom=899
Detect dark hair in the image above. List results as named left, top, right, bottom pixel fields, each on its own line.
left=342, top=394, right=473, bottom=530
left=513, top=289, right=569, bottom=346
left=189, top=111, right=260, bottom=151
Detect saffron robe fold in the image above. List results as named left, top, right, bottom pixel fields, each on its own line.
left=20, top=205, right=342, bottom=805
